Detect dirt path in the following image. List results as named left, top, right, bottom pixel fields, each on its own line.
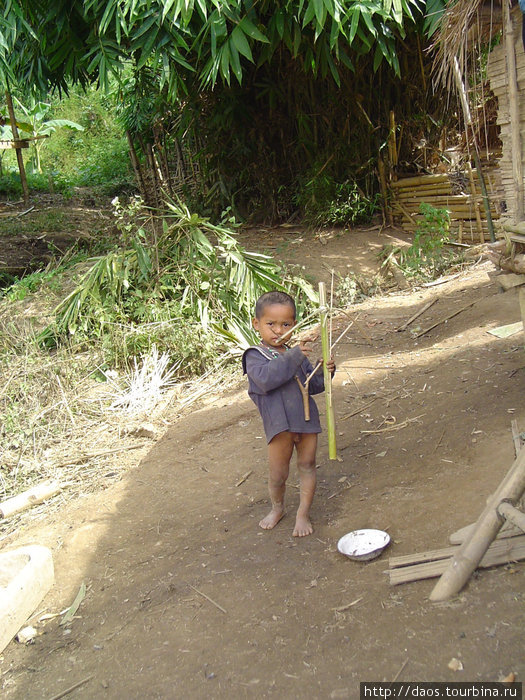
left=1, top=228, right=524, bottom=699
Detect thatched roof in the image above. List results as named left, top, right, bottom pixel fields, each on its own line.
left=432, top=0, right=503, bottom=89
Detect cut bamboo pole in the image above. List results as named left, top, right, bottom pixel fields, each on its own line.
left=497, top=501, right=525, bottom=533
left=319, top=283, right=337, bottom=460
left=449, top=521, right=522, bottom=545
left=0, top=480, right=62, bottom=519
left=390, top=174, right=449, bottom=188
left=430, top=445, right=525, bottom=601
left=503, top=0, right=525, bottom=222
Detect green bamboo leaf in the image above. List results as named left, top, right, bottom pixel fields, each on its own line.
left=99, top=1, right=117, bottom=34
left=313, top=0, right=325, bottom=26
left=392, top=0, right=403, bottom=24
left=302, top=1, right=315, bottom=27
left=161, top=0, right=177, bottom=21
left=195, top=0, right=207, bottom=18
left=238, top=16, right=269, bottom=43
left=423, top=0, right=444, bottom=36
left=348, top=7, right=360, bottom=44
left=228, top=38, right=243, bottom=83
left=231, top=25, right=253, bottom=61
left=360, top=7, right=377, bottom=36
left=275, top=8, right=285, bottom=38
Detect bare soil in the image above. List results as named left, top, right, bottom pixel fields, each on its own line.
left=1, top=223, right=524, bottom=699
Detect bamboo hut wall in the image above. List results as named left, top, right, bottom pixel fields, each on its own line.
left=388, top=167, right=501, bottom=243
left=486, top=4, right=525, bottom=222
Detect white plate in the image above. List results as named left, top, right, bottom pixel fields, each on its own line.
left=337, top=529, right=390, bottom=561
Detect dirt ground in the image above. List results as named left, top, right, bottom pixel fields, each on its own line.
left=1, top=223, right=524, bottom=699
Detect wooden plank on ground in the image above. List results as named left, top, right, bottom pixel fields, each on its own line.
left=388, top=535, right=525, bottom=585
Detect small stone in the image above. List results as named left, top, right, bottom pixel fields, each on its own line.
left=16, top=626, right=37, bottom=644
left=448, top=657, right=463, bottom=672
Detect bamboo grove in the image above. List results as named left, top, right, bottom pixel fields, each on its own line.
left=1, top=1, right=451, bottom=220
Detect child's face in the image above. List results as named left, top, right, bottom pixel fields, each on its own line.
left=253, top=303, right=296, bottom=348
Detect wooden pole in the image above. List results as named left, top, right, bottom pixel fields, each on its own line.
left=319, top=283, right=337, bottom=460
left=503, top=0, right=525, bottom=222
left=430, top=446, right=525, bottom=601
left=5, top=90, right=29, bottom=205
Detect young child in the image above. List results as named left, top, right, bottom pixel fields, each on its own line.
left=242, top=291, right=335, bottom=537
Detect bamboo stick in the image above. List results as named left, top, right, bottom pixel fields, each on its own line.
left=430, top=446, right=525, bottom=601
left=0, top=480, right=62, bottom=519
left=319, top=283, right=336, bottom=460
left=396, top=298, right=437, bottom=332
left=415, top=299, right=479, bottom=338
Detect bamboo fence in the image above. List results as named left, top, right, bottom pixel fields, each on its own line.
left=388, top=167, right=502, bottom=243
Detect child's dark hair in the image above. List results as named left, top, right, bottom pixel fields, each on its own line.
left=255, top=291, right=296, bottom=319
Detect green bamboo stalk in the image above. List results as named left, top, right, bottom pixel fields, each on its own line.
left=319, top=282, right=337, bottom=460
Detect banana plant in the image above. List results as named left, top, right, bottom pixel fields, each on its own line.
left=1, top=98, right=84, bottom=173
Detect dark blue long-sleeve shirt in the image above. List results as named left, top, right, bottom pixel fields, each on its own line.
left=242, top=345, right=325, bottom=443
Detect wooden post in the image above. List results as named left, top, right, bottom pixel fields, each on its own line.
left=430, top=446, right=525, bottom=601
left=319, top=283, right=337, bottom=460
left=5, top=90, right=29, bottom=204
left=503, top=0, right=524, bottom=222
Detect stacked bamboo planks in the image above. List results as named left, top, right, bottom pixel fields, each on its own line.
left=389, top=169, right=501, bottom=243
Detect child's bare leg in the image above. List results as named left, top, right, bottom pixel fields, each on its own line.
left=260, top=432, right=294, bottom=530
left=293, top=433, right=318, bottom=537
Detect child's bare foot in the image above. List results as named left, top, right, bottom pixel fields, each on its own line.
left=293, top=514, right=313, bottom=537
left=259, top=506, right=285, bottom=530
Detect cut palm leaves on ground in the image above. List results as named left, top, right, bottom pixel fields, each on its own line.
left=37, top=197, right=317, bottom=367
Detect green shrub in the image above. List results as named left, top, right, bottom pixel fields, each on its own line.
left=380, top=203, right=462, bottom=281
left=297, top=174, right=379, bottom=228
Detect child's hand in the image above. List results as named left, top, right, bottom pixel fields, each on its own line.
left=325, top=357, right=336, bottom=375
left=299, top=338, right=313, bottom=356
